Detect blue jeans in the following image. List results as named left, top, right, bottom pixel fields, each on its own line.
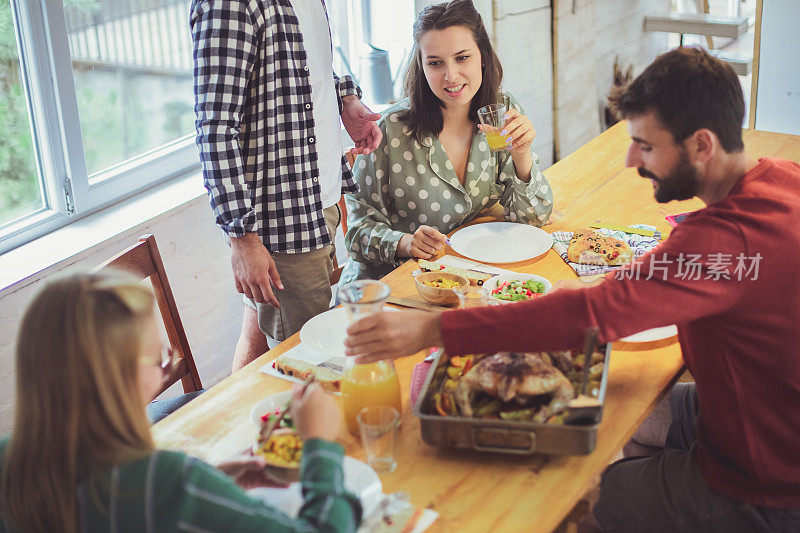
left=146, top=390, right=204, bottom=423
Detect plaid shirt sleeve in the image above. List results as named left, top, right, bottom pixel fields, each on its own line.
left=175, top=440, right=362, bottom=531
left=191, top=0, right=259, bottom=238
left=334, top=73, right=361, bottom=114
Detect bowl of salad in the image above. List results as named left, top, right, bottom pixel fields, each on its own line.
left=483, top=273, right=551, bottom=303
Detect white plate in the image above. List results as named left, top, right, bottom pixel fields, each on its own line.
left=482, top=273, right=552, bottom=302
left=246, top=456, right=383, bottom=518
left=299, top=306, right=397, bottom=359
left=620, top=325, right=678, bottom=343
left=299, top=307, right=350, bottom=359
left=448, top=222, right=554, bottom=263
left=249, top=391, right=293, bottom=427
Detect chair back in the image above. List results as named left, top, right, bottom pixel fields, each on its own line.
left=95, top=234, right=203, bottom=396
left=330, top=150, right=356, bottom=285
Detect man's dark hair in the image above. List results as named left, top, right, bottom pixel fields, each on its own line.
left=609, top=46, right=745, bottom=152
left=399, top=0, right=502, bottom=142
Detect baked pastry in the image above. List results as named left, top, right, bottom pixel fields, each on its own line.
left=567, top=229, right=632, bottom=265
left=417, top=259, right=493, bottom=286
left=272, top=354, right=341, bottom=392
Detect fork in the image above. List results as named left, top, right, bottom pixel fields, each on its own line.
left=317, top=358, right=344, bottom=372
left=259, top=375, right=315, bottom=443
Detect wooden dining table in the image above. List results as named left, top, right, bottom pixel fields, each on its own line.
left=153, top=122, right=800, bottom=532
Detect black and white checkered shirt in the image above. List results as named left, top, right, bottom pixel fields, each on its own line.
left=191, top=0, right=359, bottom=254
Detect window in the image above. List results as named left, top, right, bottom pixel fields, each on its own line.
left=0, top=0, right=414, bottom=255
left=327, top=0, right=414, bottom=108
left=0, top=0, right=197, bottom=254
left=0, top=0, right=45, bottom=227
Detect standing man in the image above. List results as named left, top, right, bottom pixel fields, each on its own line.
left=191, top=0, right=382, bottom=370
left=345, top=47, right=800, bottom=531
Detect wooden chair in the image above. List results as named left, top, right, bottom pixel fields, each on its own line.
left=96, top=234, right=203, bottom=397
left=330, top=150, right=357, bottom=285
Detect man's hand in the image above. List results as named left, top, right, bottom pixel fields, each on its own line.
left=397, top=225, right=448, bottom=259
left=344, top=310, right=444, bottom=364
left=230, top=233, right=283, bottom=308
left=341, top=95, right=382, bottom=154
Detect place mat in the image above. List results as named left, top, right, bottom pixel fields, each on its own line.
left=360, top=492, right=438, bottom=533
left=551, top=225, right=661, bottom=277
left=259, top=343, right=344, bottom=386
left=426, top=254, right=517, bottom=275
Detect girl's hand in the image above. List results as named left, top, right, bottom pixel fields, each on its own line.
left=290, top=382, right=341, bottom=442
left=216, top=454, right=275, bottom=489
left=397, top=226, right=448, bottom=259
left=502, top=108, right=536, bottom=156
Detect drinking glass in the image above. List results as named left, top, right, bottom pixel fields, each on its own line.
left=357, top=405, right=400, bottom=473
left=453, top=285, right=496, bottom=308
left=477, top=103, right=512, bottom=151
left=337, top=280, right=402, bottom=434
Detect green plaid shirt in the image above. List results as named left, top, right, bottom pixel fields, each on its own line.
left=0, top=438, right=361, bottom=532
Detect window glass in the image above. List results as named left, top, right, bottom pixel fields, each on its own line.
left=327, top=0, right=413, bottom=107
left=64, top=0, right=194, bottom=177
left=0, top=0, right=45, bottom=226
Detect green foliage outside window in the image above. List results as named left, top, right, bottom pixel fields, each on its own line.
left=0, top=0, right=39, bottom=225
left=0, top=0, right=194, bottom=228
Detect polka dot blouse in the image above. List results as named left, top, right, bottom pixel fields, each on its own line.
left=341, top=93, right=554, bottom=284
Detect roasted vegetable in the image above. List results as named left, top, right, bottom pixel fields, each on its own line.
left=499, top=408, right=536, bottom=421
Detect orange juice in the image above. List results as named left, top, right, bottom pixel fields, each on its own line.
left=341, top=361, right=402, bottom=434
left=483, top=129, right=512, bottom=151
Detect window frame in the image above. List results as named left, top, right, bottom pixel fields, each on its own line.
left=0, top=0, right=199, bottom=255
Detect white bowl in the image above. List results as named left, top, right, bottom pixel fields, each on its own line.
left=483, top=273, right=552, bottom=303
left=249, top=390, right=293, bottom=427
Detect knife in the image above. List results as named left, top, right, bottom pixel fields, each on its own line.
left=386, top=296, right=449, bottom=312
left=589, top=223, right=661, bottom=239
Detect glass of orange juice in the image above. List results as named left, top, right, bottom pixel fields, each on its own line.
left=477, top=103, right=512, bottom=151
left=337, top=280, right=402, bottom=434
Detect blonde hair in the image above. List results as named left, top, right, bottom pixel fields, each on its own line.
left=1, top=270, right=156, bottom=533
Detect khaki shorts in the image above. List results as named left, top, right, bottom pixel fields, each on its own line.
left=243, top=204, right=340, bottom=342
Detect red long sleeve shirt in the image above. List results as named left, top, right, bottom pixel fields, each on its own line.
left=442, top=158, right=800, bottom=509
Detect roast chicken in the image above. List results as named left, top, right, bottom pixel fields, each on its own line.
left=455, top=352, right=575, bottom=421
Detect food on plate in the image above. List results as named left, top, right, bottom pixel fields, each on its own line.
left=490, top=279, right=546, bottom=301
left=272, top=354, right=341, bottom=392
left=428, top=349, right=605, bottom=424
left=417, top=259, right=492, bottom=286
left=260, top=407, right=295, bottom=429
left=420, top=276, right=463, bottom=289
left=254, top=427, right=303, bottom=467
left=567, top=228, right=632, bottom=266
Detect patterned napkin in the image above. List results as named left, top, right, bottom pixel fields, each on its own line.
left=551, top=225, right=662, bottom=277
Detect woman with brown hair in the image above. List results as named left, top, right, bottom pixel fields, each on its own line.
left=341, top=0, right=553, bottom=284
left=0, top=270, right=360, bottom=532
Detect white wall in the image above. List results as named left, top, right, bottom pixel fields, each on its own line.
left=494, top=0, right=554, bottom=168
left=553, top=0, right=670, bottom=158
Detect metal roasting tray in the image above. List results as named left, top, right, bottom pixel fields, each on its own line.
left=412, top=344, right=612, bottom=456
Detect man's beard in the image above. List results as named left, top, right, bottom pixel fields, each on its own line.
left=638, top=150, right=699, bottom=203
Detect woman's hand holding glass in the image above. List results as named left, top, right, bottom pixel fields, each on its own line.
left=397, top=225, right=448, bottom=259
left=479, top=108, right=537, bottom=181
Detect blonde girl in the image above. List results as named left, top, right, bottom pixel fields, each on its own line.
left=0, top=270, right=359, bottom=532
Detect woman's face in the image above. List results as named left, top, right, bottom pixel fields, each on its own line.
left=419, top=25, right=483, bottom=110
left=137, top=314, right=164, bottom=406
